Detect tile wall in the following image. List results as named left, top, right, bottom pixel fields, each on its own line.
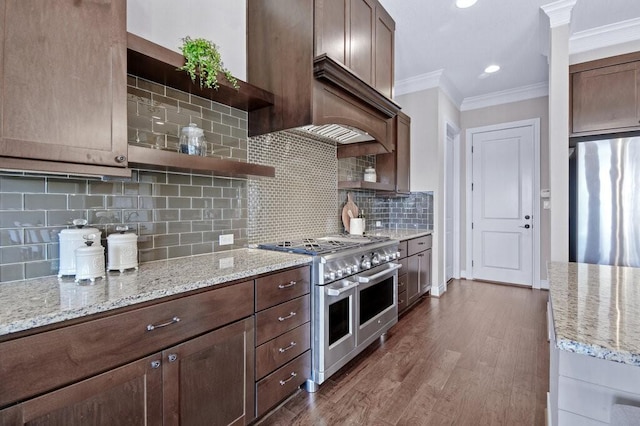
left=0, top=78, right=432, bottom=283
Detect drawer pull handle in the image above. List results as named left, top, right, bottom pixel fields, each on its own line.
left=278, top=312, right=297, bottom=322
left=279, top=341, right=297, bottom=353
left=417, top=242, right=425, bottom=245
left=279, top=372, right=297, bottom=386
left=278, top=280, right=297, bottom=289
left=146, top=316, right=180, bottom=331
left=150, top=360, right=161, bottom=369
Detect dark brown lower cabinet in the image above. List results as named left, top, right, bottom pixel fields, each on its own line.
left=407, top=255, right=421, bottom=306
left=0, top=353, right=163, bottom=425
left=0, top=316, right=254, bottom=426
left=163, top=316, right=255, bottom=426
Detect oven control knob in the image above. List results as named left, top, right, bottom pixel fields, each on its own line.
left=345, top=266, right=352, bottom=274
left=352, top=264, right=359, bottom=272
left=328, top=271, right=336, bottom=281
left=396, top=251, right=401, bottom=258
left=336, top=269, right=344, bottom=278
left=362, top=260, right=371, bottom=269
left=385, top=255, right=391, bottom=262
left=371, top=255, right=380, bottom=265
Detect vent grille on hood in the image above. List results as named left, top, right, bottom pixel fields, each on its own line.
left=297, top=124, right=374, bottom=144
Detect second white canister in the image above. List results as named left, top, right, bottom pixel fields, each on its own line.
left=107, top=226, right=138, bottom=273
left=74, top=235, right=106, bottom=283
left=58, top=219, right=100, bottom=277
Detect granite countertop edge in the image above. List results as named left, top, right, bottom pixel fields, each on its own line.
left=0, top=249, right=311, bottom=338
left=555, top=337, right=640, bottom=367
left=369, top=228, right=432, bottom=241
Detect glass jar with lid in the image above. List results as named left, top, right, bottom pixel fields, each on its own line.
left=363, top=167, right=377, bottom=182
left=179, top=123, right=207, bottom=156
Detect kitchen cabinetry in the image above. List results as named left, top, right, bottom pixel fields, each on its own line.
left=247, top=0, right=399, bottom=154
left=126, top=33, right=276, bottom=179
left=396, top=235, right=432, bottom=315
left=0, top=280, right=255, bottom=425
left=254, top=266, right=311, bottom=418
left=377, top=111, right=411, bottom=193
left=570, top=52, right=640, bottom=137
left=0, top=0, right=130, bottom=177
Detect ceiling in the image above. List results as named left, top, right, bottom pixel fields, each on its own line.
left=378, top=0, right=640, bottom=107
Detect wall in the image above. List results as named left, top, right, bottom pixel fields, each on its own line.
left=127, top=0, right=247, bottom=80
left=460, top=96, right=550, bottom=281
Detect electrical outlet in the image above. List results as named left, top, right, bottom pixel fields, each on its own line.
left=219, top=234, right=234, bottom=245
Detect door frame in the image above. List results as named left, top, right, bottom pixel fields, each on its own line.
left=465, top=118, right=541, bottom=288
left=444, top=120, right=461, bottom=290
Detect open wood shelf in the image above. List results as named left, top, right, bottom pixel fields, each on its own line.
left=338, top=180, right=395, bottom=191
left=127, top=33, right=274, bottom=112
left=128, top=145, right=275, bottom=178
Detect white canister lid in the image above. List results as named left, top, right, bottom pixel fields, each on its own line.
left=107, top=226, right=138, bottom=243
left=59, top=219, right=99, bottom=238
left=75, top=235, right=104, bottom=255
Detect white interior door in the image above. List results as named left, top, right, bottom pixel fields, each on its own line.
left=471, top=125, right=534, bottom=286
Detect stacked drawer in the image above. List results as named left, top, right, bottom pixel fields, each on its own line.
left=254, top=266, right=311, bottom=417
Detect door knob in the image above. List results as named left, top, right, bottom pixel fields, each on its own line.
left=519, top=224, right=531, bottom=229
left=524, top=215, right=530, bottom=220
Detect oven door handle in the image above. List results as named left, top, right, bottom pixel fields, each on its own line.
left=357, top=263, right=402, bottom=283
left=326, top=280, right=358, bottom=296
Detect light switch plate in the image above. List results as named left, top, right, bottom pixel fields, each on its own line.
left=219, top=234, right=234, bottom=245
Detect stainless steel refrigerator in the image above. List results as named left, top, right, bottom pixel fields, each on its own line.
left=569, top=136, right=640, bottom=267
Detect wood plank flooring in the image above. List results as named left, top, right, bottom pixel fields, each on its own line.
left=257, top=279, right=549, bottom=426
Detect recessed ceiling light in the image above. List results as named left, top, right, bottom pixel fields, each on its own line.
left=456, top=0, right=477, bottom=8
left=484, top=64, right=500, bottom=73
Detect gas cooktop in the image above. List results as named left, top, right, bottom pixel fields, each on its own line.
left=258, top=235, right=391, bottom=255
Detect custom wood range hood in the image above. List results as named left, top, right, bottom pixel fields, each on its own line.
left=247, top=0, right=400, bottom=156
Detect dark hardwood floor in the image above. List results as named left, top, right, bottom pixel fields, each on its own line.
left=258, top=279, right=549, bottom=425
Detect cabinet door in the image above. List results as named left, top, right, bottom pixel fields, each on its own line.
left=163, top=316, right=255, bottom=426
left=315, top=0, right=347, bottom=65
left=0, top=0, right=128, bottom=169
left=374, top=3, right=394, bottom=98
left=0, top=354, right=163, bottom=425
left=407, top=254, right=420, bottom=305
left=348, top=0, right=375, bottom=84
left=419, top=249, right=432, bottom=295
left=395, top=112, right=410, bottom=192
left=572, top=61, right=640, bottom=135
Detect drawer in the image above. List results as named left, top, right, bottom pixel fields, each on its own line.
left=256, top=351, right=310, bottom=417
left=398, top=290, right=408, bottom=313
left=397, top=272, right=407, bottom=294
left=256, top=322, right=310, bottom=380
left=408, top=234, right=432, bottom=256
left=397, top=241, right=408, bottom=259
left=256, top=266, right=310, bottom=311
left=0, top=280, right=254, bottom=408
left=256, top=295, right=310, bottom=345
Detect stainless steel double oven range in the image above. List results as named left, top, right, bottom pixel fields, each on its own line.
left=258, top=235, right=401, bottom=392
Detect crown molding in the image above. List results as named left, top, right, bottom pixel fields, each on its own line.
left=569, top=17, right=640, bottom=55
left=460, top=82, right=549, bottom=111
left=541, top=0, right=576, bottom=28
left=394, top=70, right=463, bottom=107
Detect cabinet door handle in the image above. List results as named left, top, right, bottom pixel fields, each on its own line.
left=146, top=316, right=180, bottom=331
left=115, top=155, right=127, bottom=163
left=418, top=253, right=424, bottom=257
left=278, top=312, right=297, bottom=321
left=167, top=354, right=178, bottom=363
left=278, top=280, right=297, bottom=289
left=279, top=372, right=297, bottom=386
left=150, top=360, right=161, bottom=369
left=278, top=341, right=297, bottom=353
left=417, top=242, right=425, bottom=245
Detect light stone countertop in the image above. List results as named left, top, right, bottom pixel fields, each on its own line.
left=548, top=261, right=640, bottom=366
left=0, top=249, right=311, bottom=338
left=367, top=228, right=432, bottom=241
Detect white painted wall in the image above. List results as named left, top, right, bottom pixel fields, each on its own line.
left=127, top=0, right=247, bottom=80
left=396, top=88, right=460, bottom=296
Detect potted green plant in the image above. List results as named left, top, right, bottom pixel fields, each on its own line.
left=179, top=36, right=239, bottom=90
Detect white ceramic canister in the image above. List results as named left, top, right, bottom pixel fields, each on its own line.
left=74, top=235, right=106, bottom=283
left=58, top=219, right=100, bottom=277
left=107, top=226, right=139, bottom=273
left=363, top=167, right=377, bottom=182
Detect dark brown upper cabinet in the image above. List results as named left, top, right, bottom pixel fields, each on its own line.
left=0, top=0, right=130, bottom=177
left=247, top=0, right=399, bottom=156
left=571, top=52, right=640, bottom=137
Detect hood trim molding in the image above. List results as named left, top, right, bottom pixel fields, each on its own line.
left=313, top=54, right=400, bottom=119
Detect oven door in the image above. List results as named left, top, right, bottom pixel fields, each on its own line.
left=317, top=278, right=358, bottom=381
left=356, top=262, right=400, bottom=347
